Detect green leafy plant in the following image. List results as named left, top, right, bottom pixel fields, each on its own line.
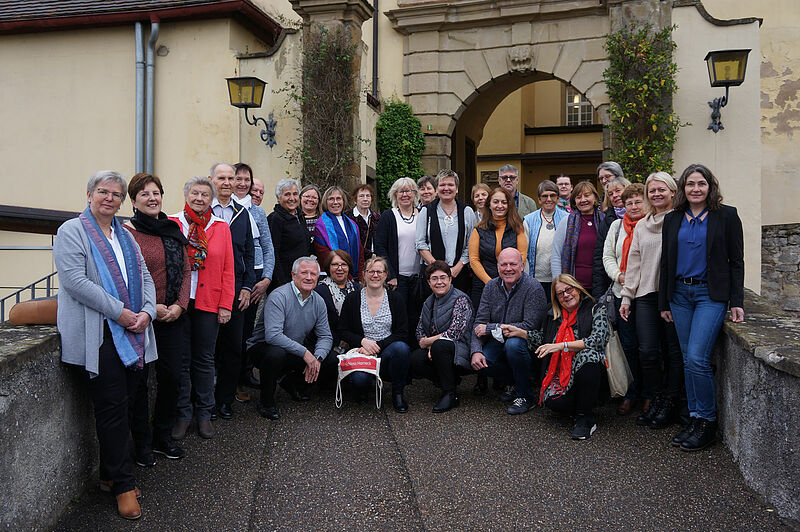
left=603, top=24, right=686, bottom=182
left=375, top=99, right=425, bottom=210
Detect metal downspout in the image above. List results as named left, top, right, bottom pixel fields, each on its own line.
left=145, top=19, right=160, bottom=174
left=372, top=0, right=378, bottom=98
left=135, top=22, right=145, bottom=173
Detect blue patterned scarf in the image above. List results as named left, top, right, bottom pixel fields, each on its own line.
left=79, top=207, right=145, bottom=369
left=319, top=211, right=361, bottom=273
left=560, top=208, right=602, bottom=276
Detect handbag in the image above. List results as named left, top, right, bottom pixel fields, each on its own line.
left=605, top=329, right=633, bottom=398
left=335, top=348, right=383, bottom=409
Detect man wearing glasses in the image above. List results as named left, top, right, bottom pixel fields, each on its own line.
left=555, top=175, right=573, bottom=213
left=498, top=164, right=537, bottom=217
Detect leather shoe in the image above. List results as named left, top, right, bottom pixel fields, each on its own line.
left=116, top=490, right=141, bottom=520
left=680, top=418, right=717, bottom=452
left=235, top=386, right=251, bottom=403
left=636, top=397, right=660, bottom=426
left=616, top=398, right=636, bottom=416
left=280, top=378, right=310, bottom=402
left=432, top=392, right=459, bottom=413
left=216, top=403, right=233, bottom=420
left=392, top=393, right=408, bottom=413
left=671, top=418, right=697, bottom=447
left=472, top=374, right=488, bottom=396
left=135, top=451, right=156, bottom=468
left=171, top=419, right=191, bottom=441
left=99, top=481, right=140, bottom=498
left=198, top=419, right=215, bottom=439
left=153, top=443, right=185, bottom=460
left=256, top=402, right=280, bottom=420
left=649, top=397, right=678, bottom=429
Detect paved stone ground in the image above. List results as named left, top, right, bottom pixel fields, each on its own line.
left=54, top=376, right=792, bottom=531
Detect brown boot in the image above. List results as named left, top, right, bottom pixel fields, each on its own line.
left=116, top=490, right=142, bottom=520
left=616, top=398, right=637, bottom=416
left=99, top=480, right=141, bottom=498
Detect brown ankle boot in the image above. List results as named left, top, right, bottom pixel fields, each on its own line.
left=116, top=490, right=142, bottom=520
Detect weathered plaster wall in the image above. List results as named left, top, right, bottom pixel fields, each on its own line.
left=703, top=0, right=800, bottom=226
left=672, top=6, right=762, bottom=293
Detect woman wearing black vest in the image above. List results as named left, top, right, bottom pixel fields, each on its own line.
left=410, top=261, right=474, bottom=413
left=503, top=274, right=610, bottom=440
left=468, top=187, right=528, bottom=308
left=416, top=170, right=476, bottom=295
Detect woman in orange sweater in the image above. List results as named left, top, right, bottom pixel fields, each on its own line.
left=468, top=187, right=528, bottom=307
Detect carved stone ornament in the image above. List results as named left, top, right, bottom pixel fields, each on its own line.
left=508, top=45, right=534, bottom=72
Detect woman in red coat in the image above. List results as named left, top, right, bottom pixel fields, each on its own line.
left=170, top=176, right=235, bottom=440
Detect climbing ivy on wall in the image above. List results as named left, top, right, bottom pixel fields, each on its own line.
left=375, top=99, right=426, bottom=211
left=603, top=24, right=685, bottom=182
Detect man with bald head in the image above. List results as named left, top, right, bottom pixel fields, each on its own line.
left=471, top=247, right=548, bottom=414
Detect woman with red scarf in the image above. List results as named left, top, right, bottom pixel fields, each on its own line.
left=502, top=274, right=610, bottom=440
left=170, top=176, right=235, bottom=440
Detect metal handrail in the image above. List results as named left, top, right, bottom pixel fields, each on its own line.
left=0, top=272, right=58, bottom=322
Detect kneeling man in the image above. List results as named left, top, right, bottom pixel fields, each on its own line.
left=471, top=248, right=547, bottom=414
left=247, top=256, right=332, bottom=419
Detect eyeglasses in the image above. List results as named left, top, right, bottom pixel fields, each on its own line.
left=397, top=189, right=413, bottom=195
left=539, top=193, right=557, bottom=200
left=95, top=189, right=123, bottom=200
left=498, top=175, right=517, bottom=182
left=428, top=274, right=450, bottom=282
left=555, top=286, right=576, bottom=297
left=331, top=263, right=348, bottom=269
left=366, top=269, right=386, bottom=276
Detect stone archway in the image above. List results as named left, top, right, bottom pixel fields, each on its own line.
left=387, top=0, right=624, bottom=175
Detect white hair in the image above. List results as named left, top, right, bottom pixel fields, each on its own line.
left=87, top=170, right=128, bottom=201
left=291, top=255, right=320, bottom=274
left=276, top=178, right=300, bottom=198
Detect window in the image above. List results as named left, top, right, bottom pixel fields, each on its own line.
left=566, top=87, right=593, bottom=126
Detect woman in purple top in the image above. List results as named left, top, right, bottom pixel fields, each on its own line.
left=551, top=181, right=603, bottom=292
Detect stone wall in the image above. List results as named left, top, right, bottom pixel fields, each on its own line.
left=0, top=324, right=98, bottom=531
left=761, top=223, right=800, bottom=311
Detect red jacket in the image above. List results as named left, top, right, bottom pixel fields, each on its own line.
left=171, top=212, right=235, bottom=313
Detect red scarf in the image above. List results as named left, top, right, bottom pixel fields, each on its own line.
left=539, top=307, right=577, bottom=404
left=618, top=213, right=640, bottom=273
left=184, top=204, right=212, bottom=271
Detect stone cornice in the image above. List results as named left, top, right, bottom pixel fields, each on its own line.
left=387, top=0, right=607, bottom=34
left=291, top=0, right=374, bottom=26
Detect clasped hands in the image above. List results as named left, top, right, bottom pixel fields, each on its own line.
left=117, top=308, right=151, bottom=333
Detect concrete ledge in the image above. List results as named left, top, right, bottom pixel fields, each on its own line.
left=715, top=289, right=800, bottom=522
left=0, top=323, right=97, bottom=531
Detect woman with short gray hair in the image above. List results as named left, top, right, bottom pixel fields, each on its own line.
left=268, top=178, right=312, bottom=288
left=54, top=170, right=157, bottom=519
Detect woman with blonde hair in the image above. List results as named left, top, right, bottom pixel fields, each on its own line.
left=619, top=171, right=683, bottom=430
left=314, top=185, right=363, bottom=280
left=593, top=175, right=632, bottom=298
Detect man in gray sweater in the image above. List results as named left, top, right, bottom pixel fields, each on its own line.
left=471, top=248, right=548, bottom=415
left=247, top=256, right=332, bottom=420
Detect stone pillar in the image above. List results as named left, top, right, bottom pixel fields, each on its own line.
left=290, top=0, right=373, bottom=189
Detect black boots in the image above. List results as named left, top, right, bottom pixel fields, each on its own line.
left=432, top=392, right=459, bottom=413
left=649, top=397, right=679, bottom=429
left=636, top=396, right=661, bottom=426
left=392, top=392, right=408, bottom=413
left=679, top=418, right=717, bottom=452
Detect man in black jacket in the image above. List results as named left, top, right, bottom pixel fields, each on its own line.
left=210, top=162, right=256, bottom=420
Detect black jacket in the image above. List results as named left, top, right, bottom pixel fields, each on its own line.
left=314, top=281, right=361, bottom=348
left=338, top=289, right=408, bottom=351
left=227, top=199, right=256, bottom=292
left=592, top=208, right=620, bottom=299
left=374, top=210, right=401, bottom=280
left=268, top=204, right=312, bottom=288
left=659, top=204, right=744, bottom=311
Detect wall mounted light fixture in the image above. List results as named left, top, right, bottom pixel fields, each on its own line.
left=704, top=49, right=751, bottom=133
left=226, top=76, right=277, bottom=148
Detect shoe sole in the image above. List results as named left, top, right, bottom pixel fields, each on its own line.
left=572, top=424, right=597, bottom=440
left=680, top=439, right=716, bottom=452
left=153, top=449, right=184, bottom=460
left=135, top=460, right=156, bottom=468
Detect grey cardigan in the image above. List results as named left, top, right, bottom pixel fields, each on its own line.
left=54, top=217, right=158, bottom=376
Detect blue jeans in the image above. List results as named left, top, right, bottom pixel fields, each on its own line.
left=480, top=337, right=533, bottom=400
left=669, top=282, right=727, bottom=421
left=348, top=341, right=411, bottom=393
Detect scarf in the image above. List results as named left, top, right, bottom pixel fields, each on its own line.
left=130, top=210, right=188, bottom=305
left=618, top=213, right=641, bottom=273
left=613, top=206, right=626, bottom=219
left=321, top=275, right=355, bottom=314
left=319, top=211, right=361, bottom=274
left=538, top=307, right=577, bottom=404
left=560, top=208, right=602, bottom=275
left=79, top=207, right=145, bottom=369
left=183, top=204, right=212, bottom=271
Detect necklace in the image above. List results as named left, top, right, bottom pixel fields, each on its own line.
left=398, top=208, right=416, bottom=224
left=441, top=202, right=457, bottom=226
left=541, top=210, right=555, bottom=230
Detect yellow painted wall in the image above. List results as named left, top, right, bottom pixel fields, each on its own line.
left=361, top=0, right=405, bottom=101
left=673, top=5, right=761, bottom=293
left=478, top=88, right=524, bottom=155
left=533, top=80, right=563, bottom=127
left=0, top=232, right=57, bottom=302
left=703, top=0, right=800, bottom=226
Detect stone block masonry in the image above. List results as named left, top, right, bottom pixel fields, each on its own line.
left=762, top=223, right=800, bottom=311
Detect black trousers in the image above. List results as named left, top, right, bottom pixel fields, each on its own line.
left=409, top=340, right=466, bottom=394
left=543, top=360, right=604, bottom=418
left=240, top=269, right=262, bottom=384
left=88, top=323, right=144, bottom=495
left=214, top=303, right=245, bottom=407
left=149, top=314, right=190, bottom=447
left=634, top=292, right=684, bottom=399
left=249, top=342, right=308, bottom=407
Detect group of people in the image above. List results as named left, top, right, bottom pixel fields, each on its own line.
left=54, top=160, right=743, bottom=520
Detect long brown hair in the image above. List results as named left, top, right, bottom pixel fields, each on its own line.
left=475, top=187, right=524, bottom=233
left=674, top=163, right=724, bottom=211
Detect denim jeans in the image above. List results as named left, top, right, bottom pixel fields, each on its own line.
left=614, top=296, right=640, bottom=399
left=480, top=337, right=534, bottom=400
left=669, top=282, right=727, bottom=421
left=348, top=340, right=411, bottom=393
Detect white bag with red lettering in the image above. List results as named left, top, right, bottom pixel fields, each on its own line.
left=335, top=348, right=383, bottom=409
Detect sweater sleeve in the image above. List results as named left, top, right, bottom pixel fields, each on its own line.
left=255, top=209, right=275, bottom=280
left=443, top=297, right=473, bottom=341
left=516, top=229, right=528, bottom=267
left=620, top=223, right=642, bottom=306
left=263, top=291, right=307, bottom=357
left=469, top=229, right=490, bottom=284
left=602, top=220, right=622, bottom=288
left=550, top=222, right=567, bottom=279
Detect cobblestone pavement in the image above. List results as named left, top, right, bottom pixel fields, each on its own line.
left=53, top=376, right=792, bottom=531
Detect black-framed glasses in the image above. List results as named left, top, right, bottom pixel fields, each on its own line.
left=555, top=286, right=576, bottom=297
left=366, top=269, right=386, bottom=276
left=498, top=175, right=517, bottom=182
